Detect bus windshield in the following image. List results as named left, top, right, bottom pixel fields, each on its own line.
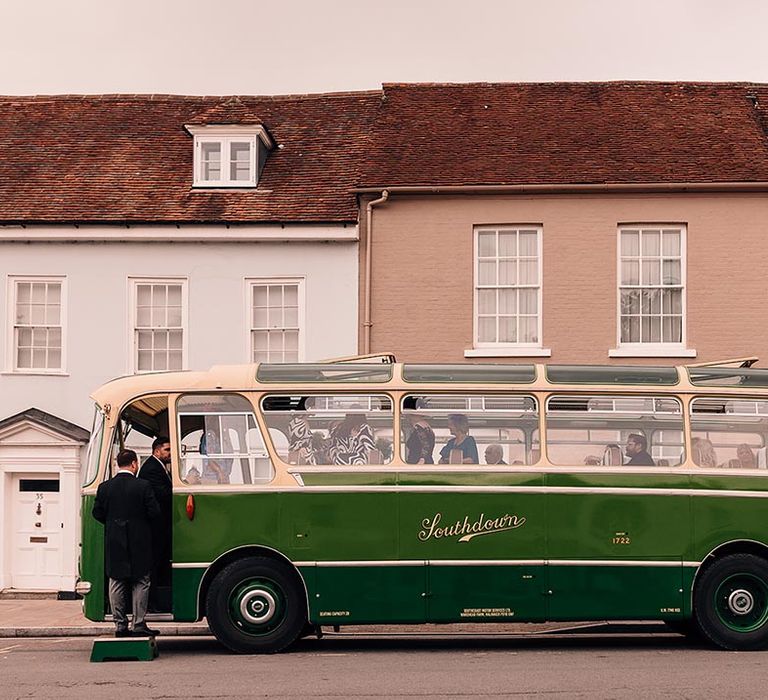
left=83, top=405, right=105, bottom=487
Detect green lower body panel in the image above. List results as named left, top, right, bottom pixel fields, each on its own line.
left=310, top=566, right=426, bottom=624
left=681, top=566, right=696, bottom=618
left=172, top=568, right=206, bottom=621
left=81, top=495, right=106, bottom=622
left=548, top=565, right=684, bottom=620
left=90, top=636, right=158, bottom=662
left=428, top=564, right=547, bottom=623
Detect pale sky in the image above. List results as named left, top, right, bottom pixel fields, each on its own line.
left=2, top=0, right=767, bottom=96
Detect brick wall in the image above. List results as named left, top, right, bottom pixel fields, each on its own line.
left=363, top=191, right=768, bottom=365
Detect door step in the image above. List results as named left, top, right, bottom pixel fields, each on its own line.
left=90, top=636, right=159, bottom=662
left=0, top=589, right=58, bottom=600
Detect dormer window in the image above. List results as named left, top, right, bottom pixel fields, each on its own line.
left=186, top=124, right=273, bottom=188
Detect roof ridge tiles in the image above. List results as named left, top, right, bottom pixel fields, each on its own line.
left=0, top=89, right=384, bottom=103
left=380, top=80, right=768, bottom=90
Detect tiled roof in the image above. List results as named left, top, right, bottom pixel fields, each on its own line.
left=0, top=92, right=380, bottom=223
left=2, top=83, right=768, bottom=224
left=361, top=82, right=768, bottom=187
left=187, top=96, right=266, bottom=126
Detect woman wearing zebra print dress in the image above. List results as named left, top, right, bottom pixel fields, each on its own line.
left=328, top=412, right=375, bottom=465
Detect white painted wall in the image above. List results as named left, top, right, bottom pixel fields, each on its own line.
left=0, top=228, right=359, bottom=590
left=0, top=233, right=359, bottom=429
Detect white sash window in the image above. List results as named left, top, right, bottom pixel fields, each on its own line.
left=612, top=225, right=695, bottom=358
left=468, top=226, right=549, bottom=357
left=130, top=278, right=187, bottom=373
left=7, top=276, right=66, bottom=373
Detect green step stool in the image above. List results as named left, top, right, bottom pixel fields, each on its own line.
left=90, top=635, right=159, bottom=662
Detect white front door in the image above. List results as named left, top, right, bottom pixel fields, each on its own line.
left=10, top=474, right=64, bottom=590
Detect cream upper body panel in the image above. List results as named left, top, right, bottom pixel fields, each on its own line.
left=89, top=360, right=768, bottom=416
left=91, top=364, right=259, bottom=414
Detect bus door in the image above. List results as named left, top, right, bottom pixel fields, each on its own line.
left=398, top=393, right=549, bottom=623
left=544, top=394, right=690, bottom=620
left=106, top=395, right=173, bottom=615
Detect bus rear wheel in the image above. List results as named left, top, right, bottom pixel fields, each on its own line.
left=206, top=556, right=307, bottom=654
left=694, top=554, right=768, bottom=651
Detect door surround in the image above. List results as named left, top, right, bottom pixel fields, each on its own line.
left=0, top=408, right=88, bottom=592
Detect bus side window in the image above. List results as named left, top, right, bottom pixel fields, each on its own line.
left=545, top=395, right=684, bottom=468
left=401, top=394, right=539, bottom=467
left=261, top=394, right=394, bottom=466
left=177, top=393, right=274, bottom=485
left=690, top=398, right=768, bottom=469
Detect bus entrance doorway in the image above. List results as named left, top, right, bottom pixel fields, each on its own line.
left=106, top=395, right=173, bottom=616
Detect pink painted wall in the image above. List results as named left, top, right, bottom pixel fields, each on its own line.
left=363, top=192, right=768, bottom=364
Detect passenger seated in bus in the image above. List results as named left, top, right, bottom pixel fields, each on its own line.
left=583, top=455, right=602, bottom=465
left=288, top=398, right=316, bottom=465
left=328, top=411, right=375, bottom=465
left=602, top=444, right=624, bottom=466
left=624, top=433, right=655, bottom=466
left=311, top=431, right=330, bottom=465
left=484, top=444, right=507, bottom=465
left=727, top=443, right=756, bottom=469
left=200, top=428, right=232, bottom=483
left=183, top=466, right=201, bottom=485
left=691, top=437, right=718, bottom=468
left=403, top=400, right=435, bottom=464
left=439, top=414, right=478, bottom=465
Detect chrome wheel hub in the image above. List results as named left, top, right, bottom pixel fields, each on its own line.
left=727, top=588, right=755, bottom=616
left=240, top=589, right=277, bottom=624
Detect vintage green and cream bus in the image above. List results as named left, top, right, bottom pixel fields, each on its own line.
left=80, top=356, right=768, bottom=652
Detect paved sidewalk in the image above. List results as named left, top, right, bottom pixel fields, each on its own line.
left=0, top=599, right=210, bottom=638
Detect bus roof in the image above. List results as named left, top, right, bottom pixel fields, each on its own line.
left=90, top=358, right=768, bottom=413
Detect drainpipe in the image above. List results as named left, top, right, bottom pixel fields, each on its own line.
left=363, top=190, right=389, bottom=354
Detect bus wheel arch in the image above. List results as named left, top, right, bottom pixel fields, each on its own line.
left=198, top=545, right=309, bottom=622
left=695, top=539, right=768, bottom=585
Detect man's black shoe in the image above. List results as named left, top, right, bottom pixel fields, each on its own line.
left=115, top=627, right=130, bottom=638
left=131, top=625, right=160, bottom=637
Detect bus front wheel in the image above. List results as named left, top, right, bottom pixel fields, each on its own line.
left=694, top=554, right=768, bottom=651
left=206, top=556, right=307, bottom=653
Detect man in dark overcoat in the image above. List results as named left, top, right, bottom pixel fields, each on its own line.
left=137, top=436, right=173, bottom=611
left=93, top=448, right=160, bottom=637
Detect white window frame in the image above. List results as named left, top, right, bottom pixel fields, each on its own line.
left=187, top=124, right=273, bottom=189
left=194, top=135, right=257, bottom=187
left=610, top=224, right=696, bottom=358
left=128, top=277, right=189, bottom=374
left=4, top=275, right=67, bottom=375
left=466, top=225, right=550, bottom=358
left=244, top=277, right=306, bottom=364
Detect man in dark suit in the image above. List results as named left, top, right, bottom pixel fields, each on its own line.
left=138, top=436, right=173, bottom=611
left=92, top=449, right=160, bottom=637
left=625, top=433, right=656, bottom=466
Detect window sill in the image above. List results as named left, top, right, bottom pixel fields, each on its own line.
left=191, top=183, right=258, bottom=190
left=1, top=370, right=70, bottom=377
left=608, top=346, right=697, bottom=358
left=465, top=347, right=552, bottom=358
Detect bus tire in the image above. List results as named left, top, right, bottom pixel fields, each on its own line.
left=694, top=554, right=768, bottom=651
left=206, top=556, right=307, bottom=654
